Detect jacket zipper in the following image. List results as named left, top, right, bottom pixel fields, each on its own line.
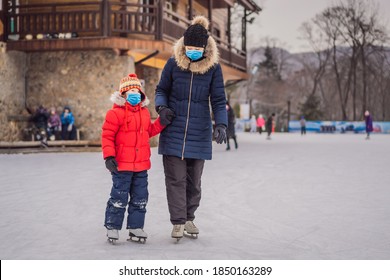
left=181, top=72, right=194, bottom=160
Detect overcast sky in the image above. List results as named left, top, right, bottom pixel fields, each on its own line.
left=248, top=0, right=390, bottom=53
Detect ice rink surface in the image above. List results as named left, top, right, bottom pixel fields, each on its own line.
left=1, top=133, right=389, bottom=260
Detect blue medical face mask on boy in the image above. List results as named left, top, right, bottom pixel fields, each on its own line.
left=126, top=92, right=141, bottom=106
left=186, top=50, right=204, bottom=61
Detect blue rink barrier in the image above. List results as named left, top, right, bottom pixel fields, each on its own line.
left=289, top=121, right=390, bottom=134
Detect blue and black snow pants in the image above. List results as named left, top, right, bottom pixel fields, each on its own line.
left=104, top=171, right=148, bottom=230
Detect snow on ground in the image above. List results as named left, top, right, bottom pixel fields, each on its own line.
left=0, top=133, right=389, bottom=260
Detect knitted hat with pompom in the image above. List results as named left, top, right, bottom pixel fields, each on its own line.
left=183, top=16, right=209, bottom=48
left=119, top=73, right=144, bottom=96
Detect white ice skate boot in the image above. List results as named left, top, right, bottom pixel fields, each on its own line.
left=171, top=224, right=185, bottom=242
left=107, top=229, right=119, bottom=244
left=128, top=228, right=148, bottom=244
left=184, top=221, right=199, bottom=239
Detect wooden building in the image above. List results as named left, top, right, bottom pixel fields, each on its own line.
left=0, top=0, right=261, bottom=142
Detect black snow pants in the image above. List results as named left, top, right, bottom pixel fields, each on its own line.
left=163, top=155, right=205, bottom=225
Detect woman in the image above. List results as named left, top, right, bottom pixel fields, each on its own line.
left=155, top=16, right=227, bottom=241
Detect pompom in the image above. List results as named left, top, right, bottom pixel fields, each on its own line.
left=191, top=15, right=209, bottom=30
left=128, top=73, right=138, bottom=78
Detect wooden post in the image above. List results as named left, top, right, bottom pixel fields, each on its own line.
left=1, top=0, right=6, bottom=41
left=156, top=0, right=163, bottom=40
left=241, top=9, right=247, bottom=53
left=227, top=6, right=231, bottom=63
left=188, top=0, right=193, bottom=20
left=287, top=100, right=291, bottom=132
left=208, top=0, right=213, bottom=35
left=101, top=0, right=108, bottom=37
left=2, top=0, right=9, bottom=40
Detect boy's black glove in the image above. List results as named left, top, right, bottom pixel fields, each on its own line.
left=157, top=106, right=175, bottom=126
left=105, top=156, right=118, bottom=174
left=213, top=124, right=227, bottom=144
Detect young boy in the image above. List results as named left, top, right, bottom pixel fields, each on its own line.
left=102, top=73, right=165, bottom=243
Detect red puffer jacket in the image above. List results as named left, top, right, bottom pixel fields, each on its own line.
left=102, top=92, right=164, bottom=172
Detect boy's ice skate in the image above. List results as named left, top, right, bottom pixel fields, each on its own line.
left=107, top=229, right=119, bottom=244
left=127, top=228, right=148, bottom=244
left=171, top=224, right=185, bottom=242
left=184, top=221, right=199, bottom=239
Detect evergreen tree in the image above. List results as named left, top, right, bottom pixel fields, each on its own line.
left=299, top=95, right=323, bottom=120
left=260, top=46, right=281, bottom=80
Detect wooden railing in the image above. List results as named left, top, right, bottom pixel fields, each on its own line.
left=3, top=1, right=247, bottom=71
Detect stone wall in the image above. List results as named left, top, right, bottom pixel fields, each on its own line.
left=0, top=49, right=166, bottom=145
left=0, top=50, right=27, bottom=141
left=25, top=50, right=135, bottom=140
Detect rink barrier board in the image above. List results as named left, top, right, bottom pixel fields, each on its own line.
left=288, top=121, right=390, bottom=134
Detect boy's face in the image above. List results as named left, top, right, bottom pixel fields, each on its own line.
left=126, top=88, right=140, bottom=96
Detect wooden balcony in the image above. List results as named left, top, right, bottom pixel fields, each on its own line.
left=2, top=1, right=248, bottom=73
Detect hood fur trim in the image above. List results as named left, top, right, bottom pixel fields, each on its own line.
left=110, top=91, right=150, bottom=107
left=173, top=36, right=219, bottom=74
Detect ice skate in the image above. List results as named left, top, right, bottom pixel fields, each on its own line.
left=171, top=224, right=185, bottom=242
left=127, top=228, right=148, bottom=244
left=184, top=221, right=199, bottom=239
left=107, top=229, right=119, bottom=244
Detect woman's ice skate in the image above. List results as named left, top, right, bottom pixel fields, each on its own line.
left=107, top=229, right=119, bottom=244
left=171, top=224, right=185, bottom=242
left=184, top=221, right=199, bottom=239
left=127, top=228, right=148, bottom=244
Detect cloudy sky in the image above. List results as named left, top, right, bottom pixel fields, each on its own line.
left=248, top=0, right=390, bottom=53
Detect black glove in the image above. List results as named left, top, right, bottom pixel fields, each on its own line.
left=158, top=106, right=175, bottom=126
left=105, top=156, right=118, bottom=174
left=213, top=124, right=227, bottom=144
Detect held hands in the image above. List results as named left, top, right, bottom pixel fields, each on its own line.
left=213, top=124, right=227, bottom=144
left=158, top=106, right=175, bottom=126
left=105, top=156, right=118, bottom=174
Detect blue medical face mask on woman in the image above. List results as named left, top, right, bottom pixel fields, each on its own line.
left=126, top=92, right=141, bottom=106
left=186, top=50, right=204, bottom=61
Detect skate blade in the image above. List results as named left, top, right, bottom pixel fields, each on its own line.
left=107, top=238, right=118, bottom=245
left=127, top=236, right=147, bottom=244
left=172, top=236, right=183, bottom=243
left=184, top=231, right=198, bottom=239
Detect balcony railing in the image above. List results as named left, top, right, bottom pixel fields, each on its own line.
left=2, top=1, right=247, bottom=71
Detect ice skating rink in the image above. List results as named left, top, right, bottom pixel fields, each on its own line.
left=0, top=133, right=389, bottom=260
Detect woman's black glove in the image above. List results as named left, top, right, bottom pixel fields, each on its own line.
left=105, top=156, right=118, bottom=174
left=213, top=125, right=227, bottom=144
left=158, top=106, right=175, bottom=126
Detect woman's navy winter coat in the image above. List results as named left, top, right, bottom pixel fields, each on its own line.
left=155, top=36, right=227, bottom=160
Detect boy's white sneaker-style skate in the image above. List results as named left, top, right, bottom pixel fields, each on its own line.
left=184, top=221, right=199, bottom=239
left=171, top=224, right=185, bottom=242
left=107, top=229, right=119, bottom=244
left=128, top=228, right=148, bottom=244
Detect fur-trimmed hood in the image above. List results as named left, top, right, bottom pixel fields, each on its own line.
left=110, top=91, right=150, bottom=107
left=173, top=16, right=219, bottom=74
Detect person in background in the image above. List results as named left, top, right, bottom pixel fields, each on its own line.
left=47, top=107, right=61, bottom=140
left=300, top=116, right=307, bottom=135
left=266, top=113, right=275, bottom=140
left=60, top=106, right=76, bottom=140
left=257, top=114, right=265, bottom=134
left=30, top=105, right=49, bottom=146
left=226, top=101, right=238, bottom=150
left=250, top=115, right=257, bottom=133
left=364, top=110, right=373, bottom=140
